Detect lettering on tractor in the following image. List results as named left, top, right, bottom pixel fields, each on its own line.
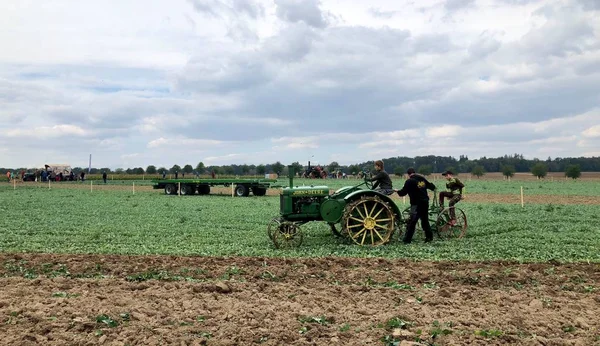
left=291, top=190, right=327, bottom=196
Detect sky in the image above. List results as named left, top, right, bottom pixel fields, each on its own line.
left=1, top=0, right=599, bottom=169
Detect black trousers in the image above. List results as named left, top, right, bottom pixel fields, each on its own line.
left=403, top=201, right=432, bottom=243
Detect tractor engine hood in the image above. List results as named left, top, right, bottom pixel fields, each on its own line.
left=281, top=186, right=330, bottom=197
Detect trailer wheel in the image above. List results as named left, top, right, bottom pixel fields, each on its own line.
left=180, top=184, right=194, bottom=195
left=165, top=184, right=177, bottom=195
left=252, top=187, right=267, bottom=196
left=235, top=184, right=250, bottom=197
left=198, top=185, right=210, bottom=195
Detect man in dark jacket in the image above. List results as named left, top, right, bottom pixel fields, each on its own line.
left=395, top=167, right=436, bottom=243
left=368, top=160, right=394, bottom=195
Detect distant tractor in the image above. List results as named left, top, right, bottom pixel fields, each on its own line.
left=268, top=166, right=404, bottom=248
left=302, top=161, right=327, bottom=179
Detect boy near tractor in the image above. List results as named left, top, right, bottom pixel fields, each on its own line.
left=368, top=160, right=394, bottom=195
left=439, top=170, right=464, bottom=225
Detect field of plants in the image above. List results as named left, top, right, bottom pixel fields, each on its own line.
left=1, top=179, right=599, bottom=345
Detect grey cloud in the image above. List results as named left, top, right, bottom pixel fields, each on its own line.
left=577, top=0, right=600, bottom=11
left=411, top=34, right=456, bottom=54
left=188, top=0, right=264, bottom=42
left=445, top=0, right=476, bottom=11
left=495, top=0, right=542, bottom=4
left=467, top=31, right=502, bottom=60
left=275, top=0, right=327, bottom=28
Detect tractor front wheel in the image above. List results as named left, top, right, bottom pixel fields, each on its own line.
left=271, top=221, right=303, bottom=249
left=342, top=196, right=395, bottom=246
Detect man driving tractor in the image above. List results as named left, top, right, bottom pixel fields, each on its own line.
left=439, top=170, right=464, bottom=225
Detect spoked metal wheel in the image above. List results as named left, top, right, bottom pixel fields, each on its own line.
left=342, top=196, right=395, bottom=246
left=436, top=207, right=467, bottom=239
left=267, top=218, right=281, bottom=241
left=271, top=221, right=303, bottom=249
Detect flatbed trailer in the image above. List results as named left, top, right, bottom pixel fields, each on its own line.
left=151, top=178, right=279, bottom=197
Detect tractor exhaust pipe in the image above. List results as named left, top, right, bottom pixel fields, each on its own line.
left=288, top=165, right=294, bottom=188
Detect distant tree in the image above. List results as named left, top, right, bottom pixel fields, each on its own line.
left=133, top=167, right=145, bottom=174
left=146, top=165, right=157, bottom=174
left=393, top=166, right=405, bottom=177
left=256, top=164, right=266, bottom=175
left=240, top=164, right=251, bottom=175
left=183, top=164, right=193, bottom=174
left=170, top=165, right=181, bottom=174
left=328, top=161, right=339, bottom=173
left=195, top=162, right=205, bottom=173
left=501, top=165, right=515, bottom=179
left=417, top=165, right=433, bottom=176
left=99, top=167, right=112, bottom=174
left=531, top=162, right=548, bottom=179
left=271, top=161, right=284, bottom=175
left=348, top=164, right=360, bottom=175
left=125, top=168, right=133, bottom=174
left=223, top=165, right=235, bottom=175
left=565, top=164, right=581, bottom=180
left=471, top=165, right=486, bottom=178
left=157, top=167, right=167, bottom=174
left=444, top=166, right=458, bottom=176
left=115, top=168, right=124, bottom=174
left=289, top=161, right=303, bottom=176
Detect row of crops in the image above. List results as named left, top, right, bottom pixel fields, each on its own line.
left=1, top=187, right=599, bottom=262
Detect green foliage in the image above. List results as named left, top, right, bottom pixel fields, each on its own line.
left=1, top=186, right=600, bottom=262
left=256, top=164, right=266, bottom=175
left=531, top=162, right=548, bottom=179
left=170, top=165, right=181, bottom=174
left=328, top=161, right=340, bottom=172
left=501, top=165, right=515, bottom=178
left=417, top=165, right=433, bottom=176
left=471, top=165, right=486, bottom=178
left=146, top=165, right=157, bottom=174
left=393, top=166, right=405, bottom=177
left=271, top=162, right=284, bottom=175
left=196, top=162, right=205, bottom=173
left=183, top=165, right=194, bottom=174
left=565, top=164, right=581, bottom=180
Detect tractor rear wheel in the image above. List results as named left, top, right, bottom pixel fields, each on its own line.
left=235, top=184, right=250, bottom=197
left=197, top=185, right=210, bottom=195
left=252, top=187, right=267, bottom=196
left=165, top=184, right=177, bottom=195
left=342, top=196, right=395, bottom=246
left=180, top=184, right=194, bottom=195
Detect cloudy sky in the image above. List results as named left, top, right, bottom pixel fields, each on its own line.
left=1, top=0, right=599, bottom=169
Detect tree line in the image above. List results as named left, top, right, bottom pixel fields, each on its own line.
left=1, top=154, right=596, bottom=179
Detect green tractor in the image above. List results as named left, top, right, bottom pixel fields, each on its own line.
left=268, top=166, right=404, bottom=248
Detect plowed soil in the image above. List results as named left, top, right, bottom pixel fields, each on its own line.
left=1, top=253, right=599, bottom=345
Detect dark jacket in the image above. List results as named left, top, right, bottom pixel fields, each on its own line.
left=369, top=170, right=393, bottom=190
left=397, top=173, right=436, bottom=205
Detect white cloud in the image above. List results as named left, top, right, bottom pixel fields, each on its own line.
left=582, top=125, right=600, bottom=138
left=1, top=0, right=599, bottom=169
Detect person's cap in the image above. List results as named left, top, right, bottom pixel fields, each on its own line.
left=441, top=170, right=453, bottom=176
left=406, top=167, right=415, bottom=174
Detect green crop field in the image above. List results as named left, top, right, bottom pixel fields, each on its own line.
left=1, top=186, right=599, bottom=263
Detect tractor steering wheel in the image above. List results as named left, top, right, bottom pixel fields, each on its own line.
left=363, top=171, right=373, bottom=189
